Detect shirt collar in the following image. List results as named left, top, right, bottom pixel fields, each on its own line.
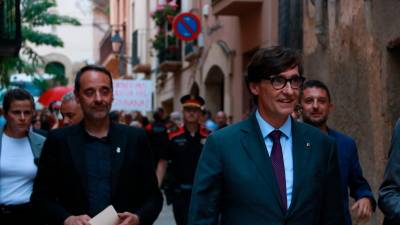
left=80, top=121, right=111, bottom=142
left=255, top=110, right=292, bottom=139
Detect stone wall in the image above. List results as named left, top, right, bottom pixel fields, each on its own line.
left=303, top=0, right=400, bottom=224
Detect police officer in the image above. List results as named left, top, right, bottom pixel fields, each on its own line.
left=156, top=94, right=209, bottom=225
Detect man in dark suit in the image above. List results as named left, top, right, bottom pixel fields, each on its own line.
left=300, top=80, right=375, bottom=225
left=188, top=46, right=344, bottom=225
left=379, top=119, right=400, bottom=225
left=31, top=65, right=162, bottom=225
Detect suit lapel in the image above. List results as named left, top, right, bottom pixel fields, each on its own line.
left=28, top=131, right=45, bottom=159
left=287, top=120, right=312, bottom=215
left=67, top=125, right=89, bottom=193
left=240, top=114, right=283, bottom=212
left=108, top=123, right=126, bottom=199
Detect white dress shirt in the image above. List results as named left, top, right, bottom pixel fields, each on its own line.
left=256, top=110, right=294, bottom=208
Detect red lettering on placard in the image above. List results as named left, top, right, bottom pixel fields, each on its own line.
left=114, top=99, right=146, bottom=107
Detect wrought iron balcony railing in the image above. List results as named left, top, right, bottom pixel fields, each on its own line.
left=0, top=0, right=21, bottom=56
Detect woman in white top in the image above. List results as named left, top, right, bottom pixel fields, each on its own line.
left=0, top=88, right=46, bottom=225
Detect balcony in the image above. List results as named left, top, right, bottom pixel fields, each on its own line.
left=98, top=29, right=120, bottom=77
left=0, top=0, right=21, bottom=56
left=131, top=29, right=151, bottom=75
left=153, top=32, right=182, bottom=72
left=211, top=0, right=263, bottom=16
left=185, top=42, right=202, bottom=62
left=158, top=46, right=182, bottom=72
left=133, top=64, right=151, bottom=74
left=99, top=30, right=113, bottom=65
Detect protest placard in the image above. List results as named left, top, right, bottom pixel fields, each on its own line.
left=112, top=80, right=152, bottom=111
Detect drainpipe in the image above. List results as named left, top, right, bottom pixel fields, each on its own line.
left=315, top=0, right=327, bottom=49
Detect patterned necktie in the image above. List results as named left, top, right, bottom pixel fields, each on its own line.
left=269, top=130, right=287, bottom=210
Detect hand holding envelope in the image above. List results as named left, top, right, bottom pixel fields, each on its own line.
left=89, top=205, right=140, bottom=225
left=89, top=206, right=119, bottom=225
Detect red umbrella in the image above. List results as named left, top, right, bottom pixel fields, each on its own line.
left=38, top=86, right=73, bottom=107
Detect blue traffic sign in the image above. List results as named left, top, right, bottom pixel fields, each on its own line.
left=172, top=13, right=201, bottom=41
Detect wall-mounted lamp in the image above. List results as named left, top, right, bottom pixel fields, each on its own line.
left=111, top=30, right=123, bottom=54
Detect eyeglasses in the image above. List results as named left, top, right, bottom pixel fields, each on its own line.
left=264, top=75, right=305, bottom=90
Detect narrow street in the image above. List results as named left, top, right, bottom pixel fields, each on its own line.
left=2, top=1, right=400, bottom=225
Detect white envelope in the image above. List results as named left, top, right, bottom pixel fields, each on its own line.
left=89, top=205, right=119, bottom=225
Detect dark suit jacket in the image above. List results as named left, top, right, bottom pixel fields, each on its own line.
left=379, top=119, right=400, bottom=225
left=188, top=114, right=344, bottom=225
left=31, top=122, right=163, bottom=225
left=328, top=129, right=376, bottom=225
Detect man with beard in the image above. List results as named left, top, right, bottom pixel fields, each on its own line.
left=32, top=65, right=162, bottom=225
left=300, top=79, right=375, bottom=225
left=156, top=95, right=209, bottom=225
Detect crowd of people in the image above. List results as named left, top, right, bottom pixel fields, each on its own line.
left=1, top=46, right=400, bottom=225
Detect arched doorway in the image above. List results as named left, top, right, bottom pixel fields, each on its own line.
left=204, top=66, right=224, bottom=115
left=202, top=41, right=233, bottom=120
left=45, top=61, right=67, bottom=85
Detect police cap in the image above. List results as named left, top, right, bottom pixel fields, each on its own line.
left=180, top=94, right=205, bottom=109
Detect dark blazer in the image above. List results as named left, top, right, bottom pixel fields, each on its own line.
left=188, top=114, right=344, bottom=225
left=379, top=119, right=400, bottom=225
left=31, top=122, right=163, bottom=225
left=328, top=129, right=376, bottom=225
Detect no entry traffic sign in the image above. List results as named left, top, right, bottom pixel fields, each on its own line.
left=172, top=12, right=201, bottom=41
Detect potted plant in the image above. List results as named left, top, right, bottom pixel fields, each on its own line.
left=151, top=1, right=181, bottom=63
left=151, top=2, right=178, bottom=27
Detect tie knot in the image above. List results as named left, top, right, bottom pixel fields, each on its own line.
left=269, top=130, right=281, bottom=142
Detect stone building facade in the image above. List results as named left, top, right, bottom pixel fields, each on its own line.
left=303, top=1, right=400, bottom=223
